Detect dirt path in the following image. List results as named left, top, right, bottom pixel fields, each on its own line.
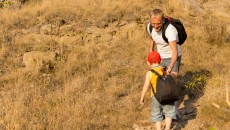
left=133, top=95, right=200, bottom=130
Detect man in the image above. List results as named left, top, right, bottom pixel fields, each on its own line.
left=147, top=9, right=182, bottom=121
left=147, top=9, right=182, bottom=77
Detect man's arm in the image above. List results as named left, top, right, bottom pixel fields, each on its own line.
left=168, top=40, right=178, bottom=74
left=149, top=38, right=156, bottom=52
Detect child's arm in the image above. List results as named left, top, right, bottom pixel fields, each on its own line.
left=140, top=71, right=151, bottom=105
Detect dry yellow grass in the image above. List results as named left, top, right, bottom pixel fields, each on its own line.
left=0, top=0, right=229, bottom=130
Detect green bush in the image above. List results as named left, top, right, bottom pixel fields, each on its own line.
left=184, top=70, right=211, bottom=98
left=0, top=0, right=13, bottom=8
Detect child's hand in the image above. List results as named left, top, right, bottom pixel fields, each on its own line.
left=140, top=97, right=145, bottom=105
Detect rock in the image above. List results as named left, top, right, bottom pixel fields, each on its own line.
left=96, top=21, right=108, bottom=28
left=0, top=123, right=6, bottom=130
left=116, top=21, right=128, bottom=27
left=59, top=36, right=79, bottom=45
left=40, top=24, right=58, bottom=35
left=100, top=33, right=113, bottom=43
left=132, top=123, right=139, bottom=129
left=22, top=51, right=56, bottom=73
left=169, top=0, right=205, bottom=17
left=181, top=0, right=205, bottom=16
left=116, top=22, right=138, bottom=40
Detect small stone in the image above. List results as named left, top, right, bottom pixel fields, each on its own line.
left=132, top=124, right=139, bottom=129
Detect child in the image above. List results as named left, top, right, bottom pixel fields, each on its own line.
left=140, top=51, right=176, bottom=130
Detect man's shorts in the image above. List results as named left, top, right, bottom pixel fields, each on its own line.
left=160, top=56, right=182, bottom=73
left=150, top=96, right=176, bottom=122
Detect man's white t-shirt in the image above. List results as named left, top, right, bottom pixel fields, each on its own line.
left=147, top=23, right=182, bottom=59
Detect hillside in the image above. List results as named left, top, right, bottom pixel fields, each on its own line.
left=0, top=0, right=229, bottom=130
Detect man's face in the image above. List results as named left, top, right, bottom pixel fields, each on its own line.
left=150, top=16, right=163, bottom=32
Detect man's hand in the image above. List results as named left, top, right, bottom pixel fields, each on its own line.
left=167, top=66, right=172, bottom=74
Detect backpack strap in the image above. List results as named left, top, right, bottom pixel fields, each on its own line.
left=149, top=23, right=153, bottom=34
left=149, top=69, right=162, bottom=77
left=162, top=17, right=171, bottom=43
left=150, top=83, right=155, bottom=93
left=147, top=22, right=153, bottom=34
left=149, top=69, right=163, bottom=94
left=149, top=69, right=167, bottom=94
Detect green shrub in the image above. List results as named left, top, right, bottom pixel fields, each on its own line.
left=184, top=70, right=211, bottom=98
left=0, top=0, right=13, bottom=8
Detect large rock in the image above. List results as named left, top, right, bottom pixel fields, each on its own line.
left=169, top=0, right=205, bottom=17
left=22, top=51, right=56, bottom=73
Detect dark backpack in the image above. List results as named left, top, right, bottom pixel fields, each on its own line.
left=150, top=69, right=179, bottom=105
left=148, top=16, right=187, bottom=45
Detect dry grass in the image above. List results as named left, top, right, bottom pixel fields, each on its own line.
left=0, top=0, right=229, bottom=129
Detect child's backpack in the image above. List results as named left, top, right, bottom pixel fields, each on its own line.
left=147, top=16, right=187, bottom=45
left=150, top=69, right=179, bottom=105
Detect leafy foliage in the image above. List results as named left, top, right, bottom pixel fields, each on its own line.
left=0, top=0, right=13, bottom=8
left=184, top=70, right=212, bottom=98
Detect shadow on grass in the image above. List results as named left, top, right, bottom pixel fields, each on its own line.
left=172, top=69, right=212, bottom=130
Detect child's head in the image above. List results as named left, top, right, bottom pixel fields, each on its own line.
left=147, top=51, right=161, bottom=65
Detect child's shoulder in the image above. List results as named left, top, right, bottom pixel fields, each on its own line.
left=150, top=65, right=164, bottom=71
left=149, top=66, right=166, bottom=75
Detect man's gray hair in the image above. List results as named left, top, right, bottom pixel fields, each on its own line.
left=150, top=9, right=164, bottom=19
